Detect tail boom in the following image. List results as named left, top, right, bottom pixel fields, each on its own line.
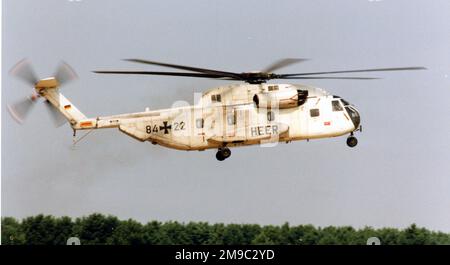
left=36, top=78, right=87, bottom=126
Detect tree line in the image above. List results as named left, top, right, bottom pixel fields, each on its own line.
left=2, top=214, right=449, bottom=245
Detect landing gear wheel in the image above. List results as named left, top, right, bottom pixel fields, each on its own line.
left=216, top=147, right=231, bottom=161
left=346, top=136, right=358, bottom=148
left=216, top=151, right=225, bottom=161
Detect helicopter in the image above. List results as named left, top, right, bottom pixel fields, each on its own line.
left=7, top=58, right=426, bottom=161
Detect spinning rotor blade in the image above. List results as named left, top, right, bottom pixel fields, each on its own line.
left=262, top=58, right=309, bottom=73
left=7, top=96, right=37, bottom=124
left=124, top=58, right=240, bottom=78
left=54, top=61, right=78, bottom=86
left=279, top=66, right=427, bottom=78
left=93, top=70, right=238, bottom=80
left=10, top=59, right=39, bottom=86
left=44, top=100, right=67, bottom=127
left=278, top=76, right=380, bottom=80
left=95, top=58, right=427, bottom=84
left=8, top=59, right=78, bottom=126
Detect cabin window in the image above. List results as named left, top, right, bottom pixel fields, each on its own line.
left=196, top=118, right=204, bottom=129
left=227, top=112, right=236, bottom=125
left=332, top=100, right=343, bottom=111
left=211, top=94, right=221, bottom=102
left=267, top=111, right=275, bottom=121
left=310, top=108, right=320, bottom=117
left=268, top=85, right=279, bottom=91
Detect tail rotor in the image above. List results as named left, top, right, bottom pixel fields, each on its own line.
left=7, top=59, right=78, bottom=127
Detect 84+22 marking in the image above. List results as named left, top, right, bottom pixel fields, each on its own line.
left=146, top=121, right=185, bottom=134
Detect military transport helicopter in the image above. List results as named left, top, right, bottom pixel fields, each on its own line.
left=7, top=58, right=426, bottom=161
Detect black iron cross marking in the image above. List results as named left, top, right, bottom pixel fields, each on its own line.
left=159, top=121, right=172, bottom=134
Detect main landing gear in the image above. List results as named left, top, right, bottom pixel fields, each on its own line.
left=346, top=133, right=358, bottom=148
left=216, top=147, right=231, bottom=161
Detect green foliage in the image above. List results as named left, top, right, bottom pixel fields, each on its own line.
left=1, top=217, right=25, bottom=245
left=184, top=222, right=211, bottom=245
left=398, top=224, right=434, bottom=245
left=73, top=213, right=120, bottom=245
left=107, top=219, right=145, bottom=245
left=158, top=221, right=191, bottom=244
left=21, top=215, right=58, bottom=245
left=252, top=225, right=282, bottom=244
left=2, top=215, right=450, bottom=245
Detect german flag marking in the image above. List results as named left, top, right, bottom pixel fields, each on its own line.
left=64, top=105, right=71, bottom=110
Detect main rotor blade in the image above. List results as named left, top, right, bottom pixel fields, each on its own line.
left=93, top=70, right=239, bottom=80
left=7, top=97, right=37, bottom=124
left=263, top=58, right=309, bottom=73
left=10, top=59, right=39, bottom=86
left=54, top=61, right=78, bottom=86
left=278, top=76, right=380, bottom=80
left=44, top=100, right=66, bottom=127
left=279, top=66, right=427, bottom=77
left=123, top=59, right=241, bottom=78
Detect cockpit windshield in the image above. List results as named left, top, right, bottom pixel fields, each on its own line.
left=341, top=99, right=350, bottom=106
left=345, top=105, right=360, bottom=129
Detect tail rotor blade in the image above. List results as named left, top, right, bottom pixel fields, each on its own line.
left=10, top=59, right=39, bottom=86
left=44, top=100, right=66, bottom=127
left=8, top=59, right=76, bottom=127
left=54, top=61, right=78, bottom=86
left=7, top=96, right=37, bottom=124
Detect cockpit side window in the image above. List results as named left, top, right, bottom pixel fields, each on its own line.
left=310, top=109, right=320, bottom=117
left=211, top=94, right=221, bottom=102
left=268, top=85, right=279, bottom=91
left=341, top=99, right=350, bottom=106
left=332, top=100, right=343, bottom=111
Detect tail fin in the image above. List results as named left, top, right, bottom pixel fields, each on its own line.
left=35, top=78, right=87, bottom=125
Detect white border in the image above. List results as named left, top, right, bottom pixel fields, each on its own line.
left=0, top=0, right=4, bottom=245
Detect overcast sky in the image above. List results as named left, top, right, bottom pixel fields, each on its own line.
left=2, top=0, right=450, bottom=232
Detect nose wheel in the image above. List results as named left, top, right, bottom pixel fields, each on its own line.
left=216, top=147, right=231, bottom=161
left=346, top=135, right=358, bottom=148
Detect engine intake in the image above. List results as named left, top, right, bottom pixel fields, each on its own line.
left=253, top=89, right=308, bottom=109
